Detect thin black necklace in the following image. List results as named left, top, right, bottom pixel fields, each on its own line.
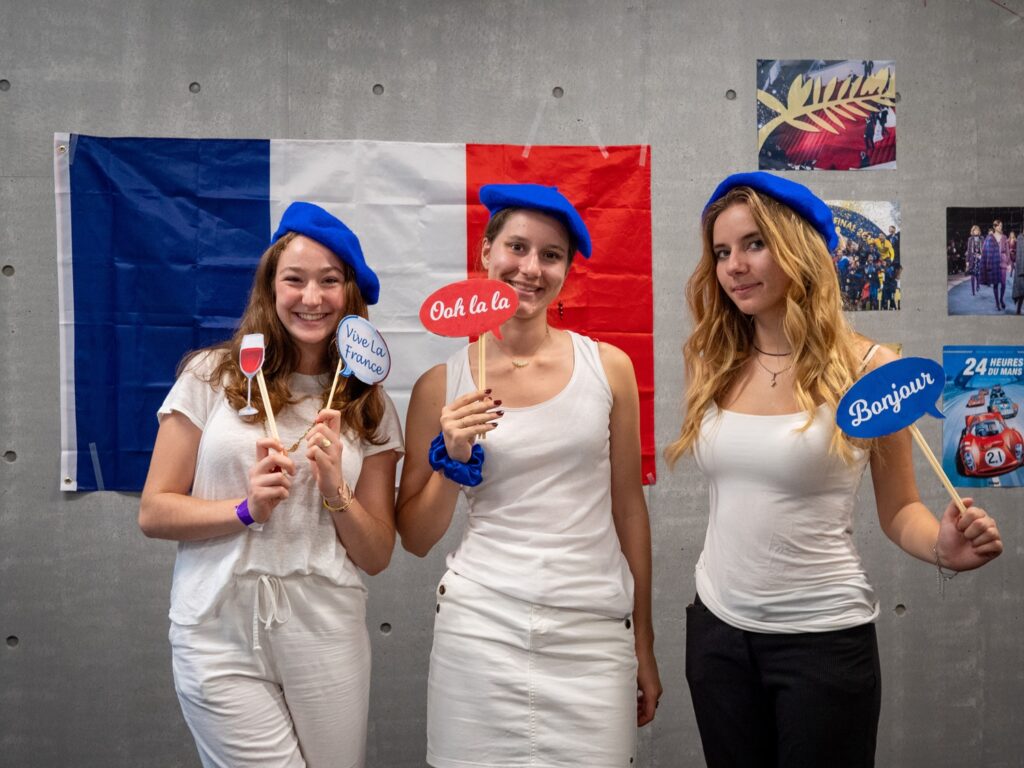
left=752, top=344, right=792, bottom=357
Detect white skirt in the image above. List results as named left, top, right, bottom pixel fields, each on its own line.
left=427, top=570, right=637, bottom=768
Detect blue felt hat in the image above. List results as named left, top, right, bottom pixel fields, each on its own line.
left=479, top=183, right=592, bottom=258
left=703, top=172, right=839, bottom=252
left=272, top=202, right=380, bottom=305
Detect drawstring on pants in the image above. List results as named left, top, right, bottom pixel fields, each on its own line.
left=252, top=575, right=292, bottom=650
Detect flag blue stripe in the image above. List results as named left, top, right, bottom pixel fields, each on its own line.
left=68, top=135, right=271, bottom=491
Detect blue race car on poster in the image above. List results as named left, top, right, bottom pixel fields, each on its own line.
left=988, top=395, right=1019, bottom=419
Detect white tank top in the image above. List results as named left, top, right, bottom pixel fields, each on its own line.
left=444, top=332, right=634, bottom=619
left=693, top=404, right=880, bottom=633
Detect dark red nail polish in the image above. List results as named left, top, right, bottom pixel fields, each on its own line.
left=493, top=400, right=503, bottom=407
left=495, top=410, right=504, bottom=416
left=485, top=388, right=493, bottom=395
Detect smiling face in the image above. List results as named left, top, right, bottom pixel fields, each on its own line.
left=481, top=209, right=571, bottom=318
left=274, top=234, right=348, bottom=371
left=713, top=202, right=791, bottom=323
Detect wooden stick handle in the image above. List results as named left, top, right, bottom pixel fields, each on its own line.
left=478, top=332, right=487, bottom=441
left=325, top=358, right=344, bottom=409
left=255, top=369, right=280, bottom=442
left=908, top=423, right=967, bottom=515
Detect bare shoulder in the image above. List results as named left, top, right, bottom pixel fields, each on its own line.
left=853, top=334, right=899, bottom=374
left=599, top=340, right=635, bottom=372
left=597, top=341, right=638, bottom=394
left=411, top=363, right=447, bottom=404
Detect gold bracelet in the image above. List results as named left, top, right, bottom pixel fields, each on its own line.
left=323, top=482, right=354, bottom=513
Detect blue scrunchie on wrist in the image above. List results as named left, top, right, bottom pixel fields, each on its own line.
left=428, top=431, right=485, bottom=487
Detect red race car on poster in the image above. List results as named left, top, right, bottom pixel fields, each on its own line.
left=966, top=389, right=988, bottom=407
left=956, top=412, right=1024, bottom=478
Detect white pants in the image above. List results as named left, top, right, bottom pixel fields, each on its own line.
left=170, top=574, right=370, bottom=768
left=427, top=570, right=638, bottom=768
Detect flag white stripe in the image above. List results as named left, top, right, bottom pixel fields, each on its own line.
left=270, top=140, right=469, bottom=429
left=53, top=133, right=79, bottom=491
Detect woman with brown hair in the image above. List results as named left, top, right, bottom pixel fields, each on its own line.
left=667, top=172, right=1002, bottom=768
left=397, top=183, right=660, bottom=768
left=139, top=203, right=403, bottom=767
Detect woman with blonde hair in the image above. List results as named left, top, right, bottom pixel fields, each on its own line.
left=139, top=203, right=403, bottom=767
left=667, top=172, right=1002, bottom=768
left=398, top=183, right=660, bottom=768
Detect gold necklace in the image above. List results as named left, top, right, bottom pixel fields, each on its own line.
left=753, top=353, right=792, bottom=388
left=260, top=395, right=321, bottom=452
left=496, top=328, right=551, bottom=369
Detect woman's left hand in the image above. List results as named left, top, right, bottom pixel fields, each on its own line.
left=636, top=650, right=662, bottom=727
left=306, top=408, right=344, bottom=500
left=935, top=497, right=1003, bottom=572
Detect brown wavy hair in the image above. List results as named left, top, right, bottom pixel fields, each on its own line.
left=180, top=232, right=386, bottom=444
left=665, top=186, right=867, bottom=467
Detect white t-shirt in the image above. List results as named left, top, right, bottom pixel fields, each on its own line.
left=693, top=404, right=879, bottom=633
left=444, top=332, right=634, bottom=619
left=158, top=351, right=404, bottom=625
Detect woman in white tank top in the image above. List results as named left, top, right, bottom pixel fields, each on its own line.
left=665, top=172, right=1003, bottom=768
left=397, top=183, right=661, bottom=768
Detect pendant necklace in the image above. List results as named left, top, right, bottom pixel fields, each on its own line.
left=498, top=328, right=551, bottom=369
left=752, top=345, right=793, bottom=388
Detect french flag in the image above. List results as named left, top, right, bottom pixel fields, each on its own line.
left=54, top=135, right=654, bottom=491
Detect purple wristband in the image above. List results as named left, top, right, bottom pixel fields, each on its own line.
left=235, top=498, right=258, bottom=527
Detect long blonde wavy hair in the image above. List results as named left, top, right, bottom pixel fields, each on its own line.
left=664, top=186, right=865, bottom=466
left=181, top=232, right=386, bottom=444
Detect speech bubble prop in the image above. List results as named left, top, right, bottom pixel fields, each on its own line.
left=419, top=279, right=518, bottom=341
left=838, top=356, right=966, bottom=515
left=336, top=315, right=391, bottom=385
left=837, top=357, right=945, bottom=438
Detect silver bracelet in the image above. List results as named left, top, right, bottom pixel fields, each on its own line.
left=932, top=543, right=958, bottom=598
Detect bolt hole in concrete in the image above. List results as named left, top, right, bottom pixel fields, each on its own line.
left=3, top=451, right=16, bottom=462
left=189, top=81, right=201, bottom=94
left=894, top=604, right=906, bottom=616
left=725, top=89, right=737, bottom=100
left=0, top=79, right=10, bottom=91
left=379, top=622, right=392, bottom=635
left=2, top=265, right=13, bottom=276
left=372, top=83, right=384, bottom=95
left=552, top=86, right=564, bottom=98
left=6, top=636, right=17, bottom=647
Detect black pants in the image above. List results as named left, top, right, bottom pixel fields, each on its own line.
left=685, top=596, right=881, bottom=768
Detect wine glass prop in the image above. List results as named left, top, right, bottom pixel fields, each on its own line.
left=325, top=315, right=392, bottom=406
left=238, top=332, right=279, bottom=441
left=837, top=356, right=966, bottom=514
left=238, top=333, right=265, bottom=416
left=419, top=279, right=519, bottom=438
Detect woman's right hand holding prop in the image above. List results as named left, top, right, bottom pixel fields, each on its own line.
left=935, top=497, right=1003, bottom=572
left=247, top=437, right=297, bottom=524
left=439, top=389, right=502, bottom=461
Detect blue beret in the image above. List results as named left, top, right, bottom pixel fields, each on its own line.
left=272, top=202, right=380, bottom=305
left=479, top=183, right=592, bottom=258
left=703, top=172, right=839, bottom=252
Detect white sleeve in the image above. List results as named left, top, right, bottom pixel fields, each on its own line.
left=156, top=350, right=223, bottom=431
left=365, top=388, right=405, bottom=458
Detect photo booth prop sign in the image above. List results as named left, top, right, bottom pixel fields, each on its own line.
left=838, top=357, right=966, bottom=513
left=236, top=332, right=280, bottom=441
left=325, top=315, right=392, bottom=408
left=419, top=279, right=519, bottom=393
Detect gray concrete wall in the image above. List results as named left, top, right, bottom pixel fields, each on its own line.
left=2, top=1, right=1022, bottom=765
